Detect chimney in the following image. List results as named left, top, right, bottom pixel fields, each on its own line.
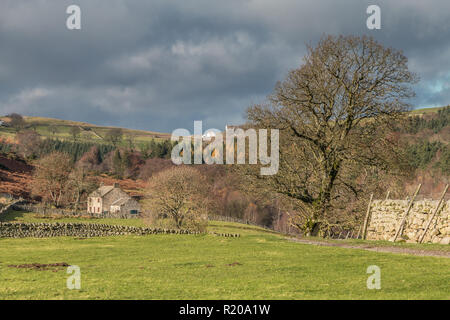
left=113, top=183, right=119, bottom=188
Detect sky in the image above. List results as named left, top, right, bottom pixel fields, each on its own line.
left=0, top=0, right=449, bottom=133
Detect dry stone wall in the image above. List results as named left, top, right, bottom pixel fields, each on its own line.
left=0, top=222, right=240, bottom=238
left=366, top=199, right=449, bottom=244
left=0, top=222, right=201, bottom=238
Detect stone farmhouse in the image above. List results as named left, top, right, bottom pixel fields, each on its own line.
left=87, top=183, right=140, bottom=217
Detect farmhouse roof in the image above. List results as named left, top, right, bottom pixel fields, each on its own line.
left=90, top=185, right=114, bottom=197
left=111, top=197, right=131, bottom=206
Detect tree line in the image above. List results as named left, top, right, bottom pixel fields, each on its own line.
left=0, top=128, right=173, bottom=162
left=406, top=141, right=449, bottom=174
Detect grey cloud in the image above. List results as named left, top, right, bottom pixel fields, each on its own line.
left=0, top=0, right=449, bottom=133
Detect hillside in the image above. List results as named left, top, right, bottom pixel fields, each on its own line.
left=397, top=106, right=450, bottom=197
left=0, top=115, right=171, bottom=144
left=0, top=155, right=33, bottom=198
left=0, top=107, right=445, bottom=143
left=410, top=106, right=446, bottom=114
left=0, top=107, right=446, bottom=144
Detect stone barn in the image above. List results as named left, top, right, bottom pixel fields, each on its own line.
left=87, top=183, right=140, bottom=217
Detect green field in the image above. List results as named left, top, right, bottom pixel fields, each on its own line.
left=0, top=212, right=449, bottom=300
left=410, top=106, right=445, bottom=114
left=0, top=115, right=171, bottom=144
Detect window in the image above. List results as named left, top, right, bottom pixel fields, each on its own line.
left=130, top=210, right=138, bottom=215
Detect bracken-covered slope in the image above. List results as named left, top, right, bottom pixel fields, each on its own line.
left=0, top=155, right=33, bottom=198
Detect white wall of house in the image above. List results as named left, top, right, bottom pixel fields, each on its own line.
left=87, top=197, right=102, bottom=214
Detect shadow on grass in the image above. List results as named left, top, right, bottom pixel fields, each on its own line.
left=0, top=210, right=27, bottom=222
left=209, top=222, right=280, bottom=236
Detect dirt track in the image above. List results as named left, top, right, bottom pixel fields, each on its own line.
left=288, top=238, right=450, bottom=258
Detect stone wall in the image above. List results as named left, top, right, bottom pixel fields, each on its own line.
left=0, top=222, right=240, bottom=238
left=0, top=222, right=202, bottom=238
left=366, top=199, right=449, bottom=244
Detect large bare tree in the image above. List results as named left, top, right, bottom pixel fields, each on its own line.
left=246, top=35, right=417, bottom=235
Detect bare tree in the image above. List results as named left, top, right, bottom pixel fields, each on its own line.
left=76, top=146, right=101, bottom=171
left=15, top=130, right=41, bottom=158
left=138, top=158, right=174, bottom=180
left=31, top=152, right=73, bottom=207
left=7, top=113, right=26, bottom=132
left=48, top=124, right=58, bottom=137
left=67, top=167, right=97, bottom=211
left=126, top=132, right=138, bottom=150
left=246, top=35, right=417, bottom=235
left=70, top=126, right=81, bottom=141
left=143, top=166, right=211, bottom=231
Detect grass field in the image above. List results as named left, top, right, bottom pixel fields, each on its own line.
left=0, top=212, right=449, bottom=300
left=410, top=106, right=446, bottom=114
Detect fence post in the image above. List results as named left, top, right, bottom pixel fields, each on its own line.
left=361, top=193, right=374, bottom=240
left=385, top=190, right=391, bottom=200
left=393, top=184, right=422, bottom=242
left=356, top=224, right=362, bottom=239
left=418, top=184, right=448, bottom=243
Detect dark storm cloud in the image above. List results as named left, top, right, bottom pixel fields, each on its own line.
left=0, top=0, right=449, bottom=132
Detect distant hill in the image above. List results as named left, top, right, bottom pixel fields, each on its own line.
left=0, top=107, right=446, bottom=144
left=411, top=106, right=447, bottom=115
left=0, top=115, right=171, bottom=145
